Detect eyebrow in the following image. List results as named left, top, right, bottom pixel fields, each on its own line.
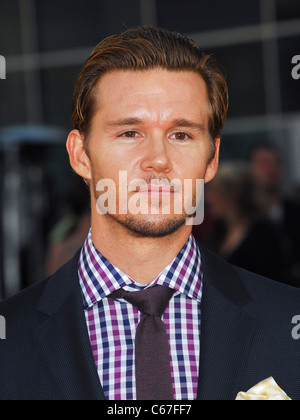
left=105, top=117, right=207, bottom=132
left=171, top=119, right=207, bottom=133
left=105, top=118, right=142, bottom=128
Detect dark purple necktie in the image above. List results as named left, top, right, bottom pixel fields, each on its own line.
left=108, top=285, right=175, bottom=400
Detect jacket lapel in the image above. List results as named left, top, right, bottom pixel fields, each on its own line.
left=197, top=244, right=258, bottom=400
left=34, top=252, right=105, bottom=400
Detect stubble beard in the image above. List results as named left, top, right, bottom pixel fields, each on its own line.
left=91, top=173, right=195, bottom=238
left=107, top=212, right=187, bottom=238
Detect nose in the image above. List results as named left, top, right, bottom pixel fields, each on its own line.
left=140, top=136, right=172, bottom=175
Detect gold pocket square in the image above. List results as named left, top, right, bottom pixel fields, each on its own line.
left=236, top=377, right=291, bottom=400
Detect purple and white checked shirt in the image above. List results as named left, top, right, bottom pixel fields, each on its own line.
left=78, top=229, right=202, bottom=400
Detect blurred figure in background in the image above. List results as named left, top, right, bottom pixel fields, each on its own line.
left=45, top=175, right=90, bottom=276
left=249, top=143, right=300, bottom=287
left=205, top=162, right=284, bottom=282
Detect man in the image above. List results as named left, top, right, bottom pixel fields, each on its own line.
left=250, top=143, right=300, bottom=287
left=1, top=26, right=300, bottom=401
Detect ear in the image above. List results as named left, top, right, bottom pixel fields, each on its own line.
left=66, top=130, right=92, bottom=181
left=204, top=137, right=220, bottom=184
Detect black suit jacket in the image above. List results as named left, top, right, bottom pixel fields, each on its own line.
left=1, top=244, right=300, bottom=400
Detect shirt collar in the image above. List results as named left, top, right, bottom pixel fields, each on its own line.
left=78, top=228, right=203, bottom=309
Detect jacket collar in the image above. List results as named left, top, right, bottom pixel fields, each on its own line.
left=38, top=242, right=252, bottom=315
left=197, top=242, right=252, bottom=306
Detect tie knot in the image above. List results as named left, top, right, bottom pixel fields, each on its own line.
left=109, top=285, right=175, bottom=317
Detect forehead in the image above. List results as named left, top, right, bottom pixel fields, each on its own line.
left=94, top=69, right=209, bottom=124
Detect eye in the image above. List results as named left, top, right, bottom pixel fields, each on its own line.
left=121, top=131, right=139, bottom=138
left=170, top=132, right=191, bottom=141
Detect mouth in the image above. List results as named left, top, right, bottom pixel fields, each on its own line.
left=136, top=184, right=175, bottom=197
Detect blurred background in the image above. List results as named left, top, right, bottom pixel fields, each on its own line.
left=1, top=0, right=300, bottom=299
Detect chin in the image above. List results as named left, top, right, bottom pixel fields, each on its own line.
left=109, top=214, right=187, bottom=238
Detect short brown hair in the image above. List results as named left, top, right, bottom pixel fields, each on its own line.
left=71, top=25, right=228, bottom=145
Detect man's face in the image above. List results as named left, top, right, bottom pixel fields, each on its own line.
left=77, top=69, right=219, bottom=237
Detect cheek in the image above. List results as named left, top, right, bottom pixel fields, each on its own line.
left=88, top=143, right=121, bottom=178
left=177, top=141, right=212, bottom=178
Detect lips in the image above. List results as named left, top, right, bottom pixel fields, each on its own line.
left=137, top=184, right=174, bottom=196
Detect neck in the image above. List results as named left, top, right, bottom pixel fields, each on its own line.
left=90, top=212, right=192, bottom=284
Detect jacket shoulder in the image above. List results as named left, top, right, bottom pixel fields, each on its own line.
left=234, top=265, right=300, bottom=316
left=0, top=250, right=80, bottom=324
left=198, top=240, right=300, bottom=315
left=0, top=277, right=50, bottom=322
